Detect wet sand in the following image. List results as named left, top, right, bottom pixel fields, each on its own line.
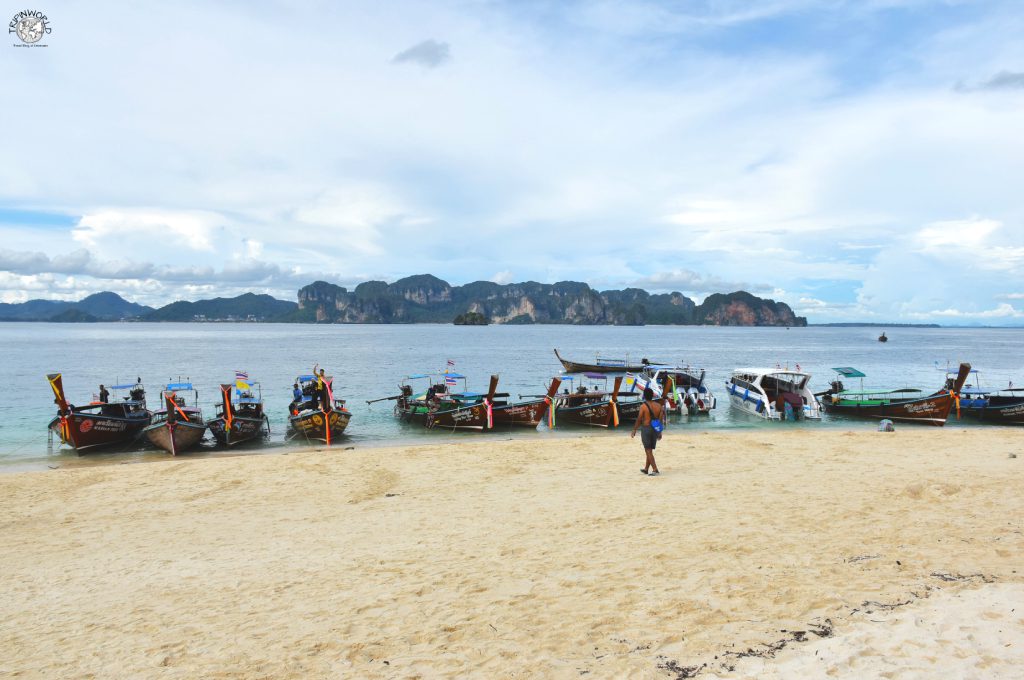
left=0, top=429, right=1021, bottom=678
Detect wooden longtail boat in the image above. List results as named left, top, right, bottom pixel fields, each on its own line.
left=627, top=366, right=716, bottom=415
left=288, top=373, right=352, bottom=444
left=553, top=375, right=644, bottom=428
left=940, top=368, right=1024, bottom=426
left=46, top=374, right=152, bottom=453
left=492, top=378, right=562, bottom=428
left=423, top=375, right=499, bottom=430
left=373, top=373, right=559, bottom=431
left=144, top=383, right=208, bottom=455
left=554, top=349, right=658, bottom=374
left=207, top=377, right=270, bottom=446
left=819, top=363, right=971, bottom=426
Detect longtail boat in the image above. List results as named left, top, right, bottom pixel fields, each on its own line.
left=46, top=374, right=151, bottom=453
left=627, top=365, right=716, bottom=415
left=144, top=382, right=208, bottom=454
left=395, top=373, right=498, bottom=430
left=207, top=375, right=270, bottom=446
left=372, top=373, right=558, bottom=431
left=553, top=374, right=643, bottom=428
left=287, top=373, right=352, bottom=444
left=554, top=349, right=657, bottom=374
left=940, top=368, right=1024, bottom=426
left=493, top=377, right=562, bottom=428
left=818, top=363, right=971, bottom=426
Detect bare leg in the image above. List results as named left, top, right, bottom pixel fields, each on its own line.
left=646, top=449, right=659, bottom=473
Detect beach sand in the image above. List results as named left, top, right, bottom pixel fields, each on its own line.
left=0, top=429, right=1021, bottom=678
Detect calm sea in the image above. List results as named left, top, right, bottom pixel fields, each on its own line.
left=1, top=323, right=1020, bottom=470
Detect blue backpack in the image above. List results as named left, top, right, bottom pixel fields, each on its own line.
left=647, top=403, right=664, bottom=432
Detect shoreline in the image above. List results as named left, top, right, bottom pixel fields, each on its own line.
left=3, top=420, right=1010, bottom=475
left=1, top=429, right=1020, bottom=677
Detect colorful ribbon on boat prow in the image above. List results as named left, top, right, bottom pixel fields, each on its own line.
left=483, top=398, right=493, bottom=429
left=545, top=397, right=555, bottom=428
left=951, top=390, right=960, bottom=419
left=168, top=392, right=190, bottom=422
left=221, top=384, right=233, bottom=435
left=610, top=399, right=619, bottom=427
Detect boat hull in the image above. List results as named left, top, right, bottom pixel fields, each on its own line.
left=821, top=392, right=954, bottom=426
left=288, top=409, right=351, bottom=443
left=726, top=387, right=821, bottom=421
left=554, top=349, right=653, bottom=374
left=554, top=399, right=640, bottom=428
left=958, top=400, right=1024, bottom=425
left=208, top=415, right=270, bottom=446
left=48, top=410, right=151, bottom=453
left=144, top=421, right=208, bottom=454
left=491, top=398, right=552, bottom=428
left=555, top=401, right=614, bottom=427
left=426, top=403, right=490, bottom=430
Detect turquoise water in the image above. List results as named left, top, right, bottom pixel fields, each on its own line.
left=1, top=323, right=1020, bottom=469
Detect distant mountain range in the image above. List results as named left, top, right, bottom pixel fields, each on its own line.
left=0, top=275, right=807, bottom=326
left=0, top=291, right=154, bottom=321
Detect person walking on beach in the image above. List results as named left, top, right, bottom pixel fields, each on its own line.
left=631, top=387, right=664, bottom=476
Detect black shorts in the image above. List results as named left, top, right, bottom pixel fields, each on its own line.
left=640, top=425, right=659, bottom=450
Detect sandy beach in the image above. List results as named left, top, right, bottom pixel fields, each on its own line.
left=1, top=428, right=1021, bottom=679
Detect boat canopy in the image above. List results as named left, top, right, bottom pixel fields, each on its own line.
left=837, top=388, right=922, bottom=396
left=297, top=374, right=315, bottom=381
left=733, top=368, right=809, bottom=377
left=831, top=367, right=866, bottom=378
left=166, top=382, right=193, bottom=391
left=111, top=383, right=139, bottom=390
left=583, top=372, right=608, bottom=380
left=236, top=396, right=262, bottom=404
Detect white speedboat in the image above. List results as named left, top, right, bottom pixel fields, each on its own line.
left=726, top=368, right=821, bottom=421
left=626, top=366, right=716, bottom=415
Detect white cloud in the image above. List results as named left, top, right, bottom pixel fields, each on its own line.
left=912, top=303, right=1023, bottom=319
left=633, top=268, right=769, bottom=294
left=292, top=185, right=420, bottom=257
left=73, top=209, right=223, bottom=252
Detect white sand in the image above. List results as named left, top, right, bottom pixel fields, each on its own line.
left=0, top=429, right=1021, bottom=678
left=711, top=583, right=1024, bottom=679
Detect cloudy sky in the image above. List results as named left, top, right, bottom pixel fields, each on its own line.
left=2, top=0, right=1023, bottom=323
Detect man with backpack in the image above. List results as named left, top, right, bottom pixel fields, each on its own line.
left=630, top=387, right=665, bottom=476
